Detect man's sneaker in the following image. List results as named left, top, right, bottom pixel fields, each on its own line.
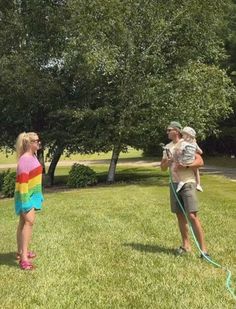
left=176, top=181, right=184, bottom=193
left=176, top=246, right=190, bottom=256
left=196, top=184, right=203, bottom=192
left=200, top=252, right=211, bottom=260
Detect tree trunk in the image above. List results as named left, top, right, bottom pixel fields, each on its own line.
left=107, top=144, right=121, bottom=183
left=37, top=148, right=46, bottom=174
left=46, top=146, right=64, bottom=186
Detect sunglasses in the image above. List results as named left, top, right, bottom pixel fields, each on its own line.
left=166, top=128, right=174, bottom=132
left=31, top=139, right=40, bottom=143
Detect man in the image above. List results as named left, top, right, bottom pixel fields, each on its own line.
left=160, top=121, right=209, bottom=257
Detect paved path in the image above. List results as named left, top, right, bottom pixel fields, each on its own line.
left=200, top=166, right=236, bottom=181
left=0, top=159, right=157, bottom=169
left=0, top=160, right=236, bottom=181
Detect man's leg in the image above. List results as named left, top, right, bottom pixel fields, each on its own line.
left=170, top=184, right=191, bottom=251
left=179, top=182, right=207, bottom=252
left=176, top=212, right=191, bottom=251
left=188, top=212, right=207, bottom=252
left=179, top=183, right=207, bottom=253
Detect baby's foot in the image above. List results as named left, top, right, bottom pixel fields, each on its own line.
left=176, top=181, right=184, bottom=192
left=196, top=184, right=203, bottom=192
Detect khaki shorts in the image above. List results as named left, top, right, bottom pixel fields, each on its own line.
left=170, top=182, right=198, bottom=213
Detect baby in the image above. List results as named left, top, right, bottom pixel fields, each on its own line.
left=173, top=126, right=203, bottom=193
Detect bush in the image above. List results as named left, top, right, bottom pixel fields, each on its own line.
left=0, top=170, right=8, bottom=191
left=67, top=164, right=97, bottom=188
left=2, top=171, right=16, bottom=198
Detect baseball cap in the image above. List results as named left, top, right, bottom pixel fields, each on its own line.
left=182, top=126, right=196, bottom=138
left=167, top=121, right=182, bottom=131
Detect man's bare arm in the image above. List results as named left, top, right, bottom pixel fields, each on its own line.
left=160, top=158, right=169, bottom=171
left=188, top=153, right=204, bottom=168
left=176, top=153, right=204, bottom=170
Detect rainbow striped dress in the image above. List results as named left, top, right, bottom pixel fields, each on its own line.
left=14, top=154, right=44, bottom=215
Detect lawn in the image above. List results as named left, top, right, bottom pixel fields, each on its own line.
left=0, top=148, right=144, bottom=165
left=1, top=147, right=236, bottom=168
left=0, top=168, right=235, bottom=308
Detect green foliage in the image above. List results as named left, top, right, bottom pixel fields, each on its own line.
left=65, top=0, right=235, bottom=148
left=206, top=0, right=236, bottom=155
left=1, top=170, right=16, bottom=197
left=0, top=170, right=8, bottom=191
left=200, top=126, right=236, bottom=155
left=1, top=0, right=235, bottom=182
left=0, top=0, right=67, bottom=149
left=67, top=163, right=97, bottom=188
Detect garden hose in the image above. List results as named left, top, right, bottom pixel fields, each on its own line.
left=169, top=174, right=236, bottom=301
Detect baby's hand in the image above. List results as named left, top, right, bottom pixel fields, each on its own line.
left=175, top=162, right=186, bottom=169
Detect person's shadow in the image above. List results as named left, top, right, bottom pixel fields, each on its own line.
left=0, top=252, right=18, bottom=267
left=123, top=243, right=177, bottom=255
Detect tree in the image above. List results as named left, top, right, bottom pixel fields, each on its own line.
left=0, top=0, right=68, bottom=184
left=0, top=0, right=235, bottom=184
left=64, top=0, right=234, bottom=182
left=193, top=0, right=236, bottom=156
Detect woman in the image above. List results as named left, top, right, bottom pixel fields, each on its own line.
left=14, top=132, right=44, bottom=270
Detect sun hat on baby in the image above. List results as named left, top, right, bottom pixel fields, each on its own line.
left=182, top=126, right=196, bottom=138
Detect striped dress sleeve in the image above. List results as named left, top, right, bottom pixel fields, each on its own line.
left=14, top=155, right=43, bottom=214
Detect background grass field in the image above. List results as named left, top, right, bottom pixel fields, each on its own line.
left=1, top=148, right=236, bottom=168
left=0, top=166, right=235, bottom=308
left=0, top=148, right=144, bottom=165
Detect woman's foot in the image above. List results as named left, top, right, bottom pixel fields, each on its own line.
left=19, top=260, right=34, bottom=270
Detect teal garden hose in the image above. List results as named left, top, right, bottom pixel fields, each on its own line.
left=169, top=174, right=236, bottom=301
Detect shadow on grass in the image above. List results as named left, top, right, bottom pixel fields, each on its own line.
left=123, top=243, right=176, bottom=256
left=43, top=175, right=169, bottom=194
left=40, top=167, right=169, bottom=194
left=53, top=169, right=169, bottom=187
left=0, top=252, right=18, bottom=267
left=61, top=156, right=159, bottom=164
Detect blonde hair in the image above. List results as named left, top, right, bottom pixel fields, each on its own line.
left=16, top=132, right=38, bottom=159
left=182, top=133, right=195, bottom=143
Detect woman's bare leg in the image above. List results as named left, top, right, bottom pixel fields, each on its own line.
left=21, top=209, right=35, bottom=261
left=17, top=215, right=25, bottom=254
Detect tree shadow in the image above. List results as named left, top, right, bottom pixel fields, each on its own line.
left=42, top=172, right=169, bottom=194
left=123, top=242, right=176, bottom=256
left=0, top=252, right=18, bottom=267
left=53, top=170, right=166, bottom=183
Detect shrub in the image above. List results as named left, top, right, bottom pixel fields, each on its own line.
left=0, top=170, right=8, bottom=191
left=2, top=171, right=16, bottom=198
left=67, top=164, right=97, bottom=188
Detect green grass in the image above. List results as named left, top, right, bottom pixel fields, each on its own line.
left=61, top=148, right=144, bottom=161
left=1, top=147, right=236, bottom=168
left=0, top=168, right=235, bottom=308
left=53, top=165, right=166, bottom=186
left=0, top=149, right=16, bottom=164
